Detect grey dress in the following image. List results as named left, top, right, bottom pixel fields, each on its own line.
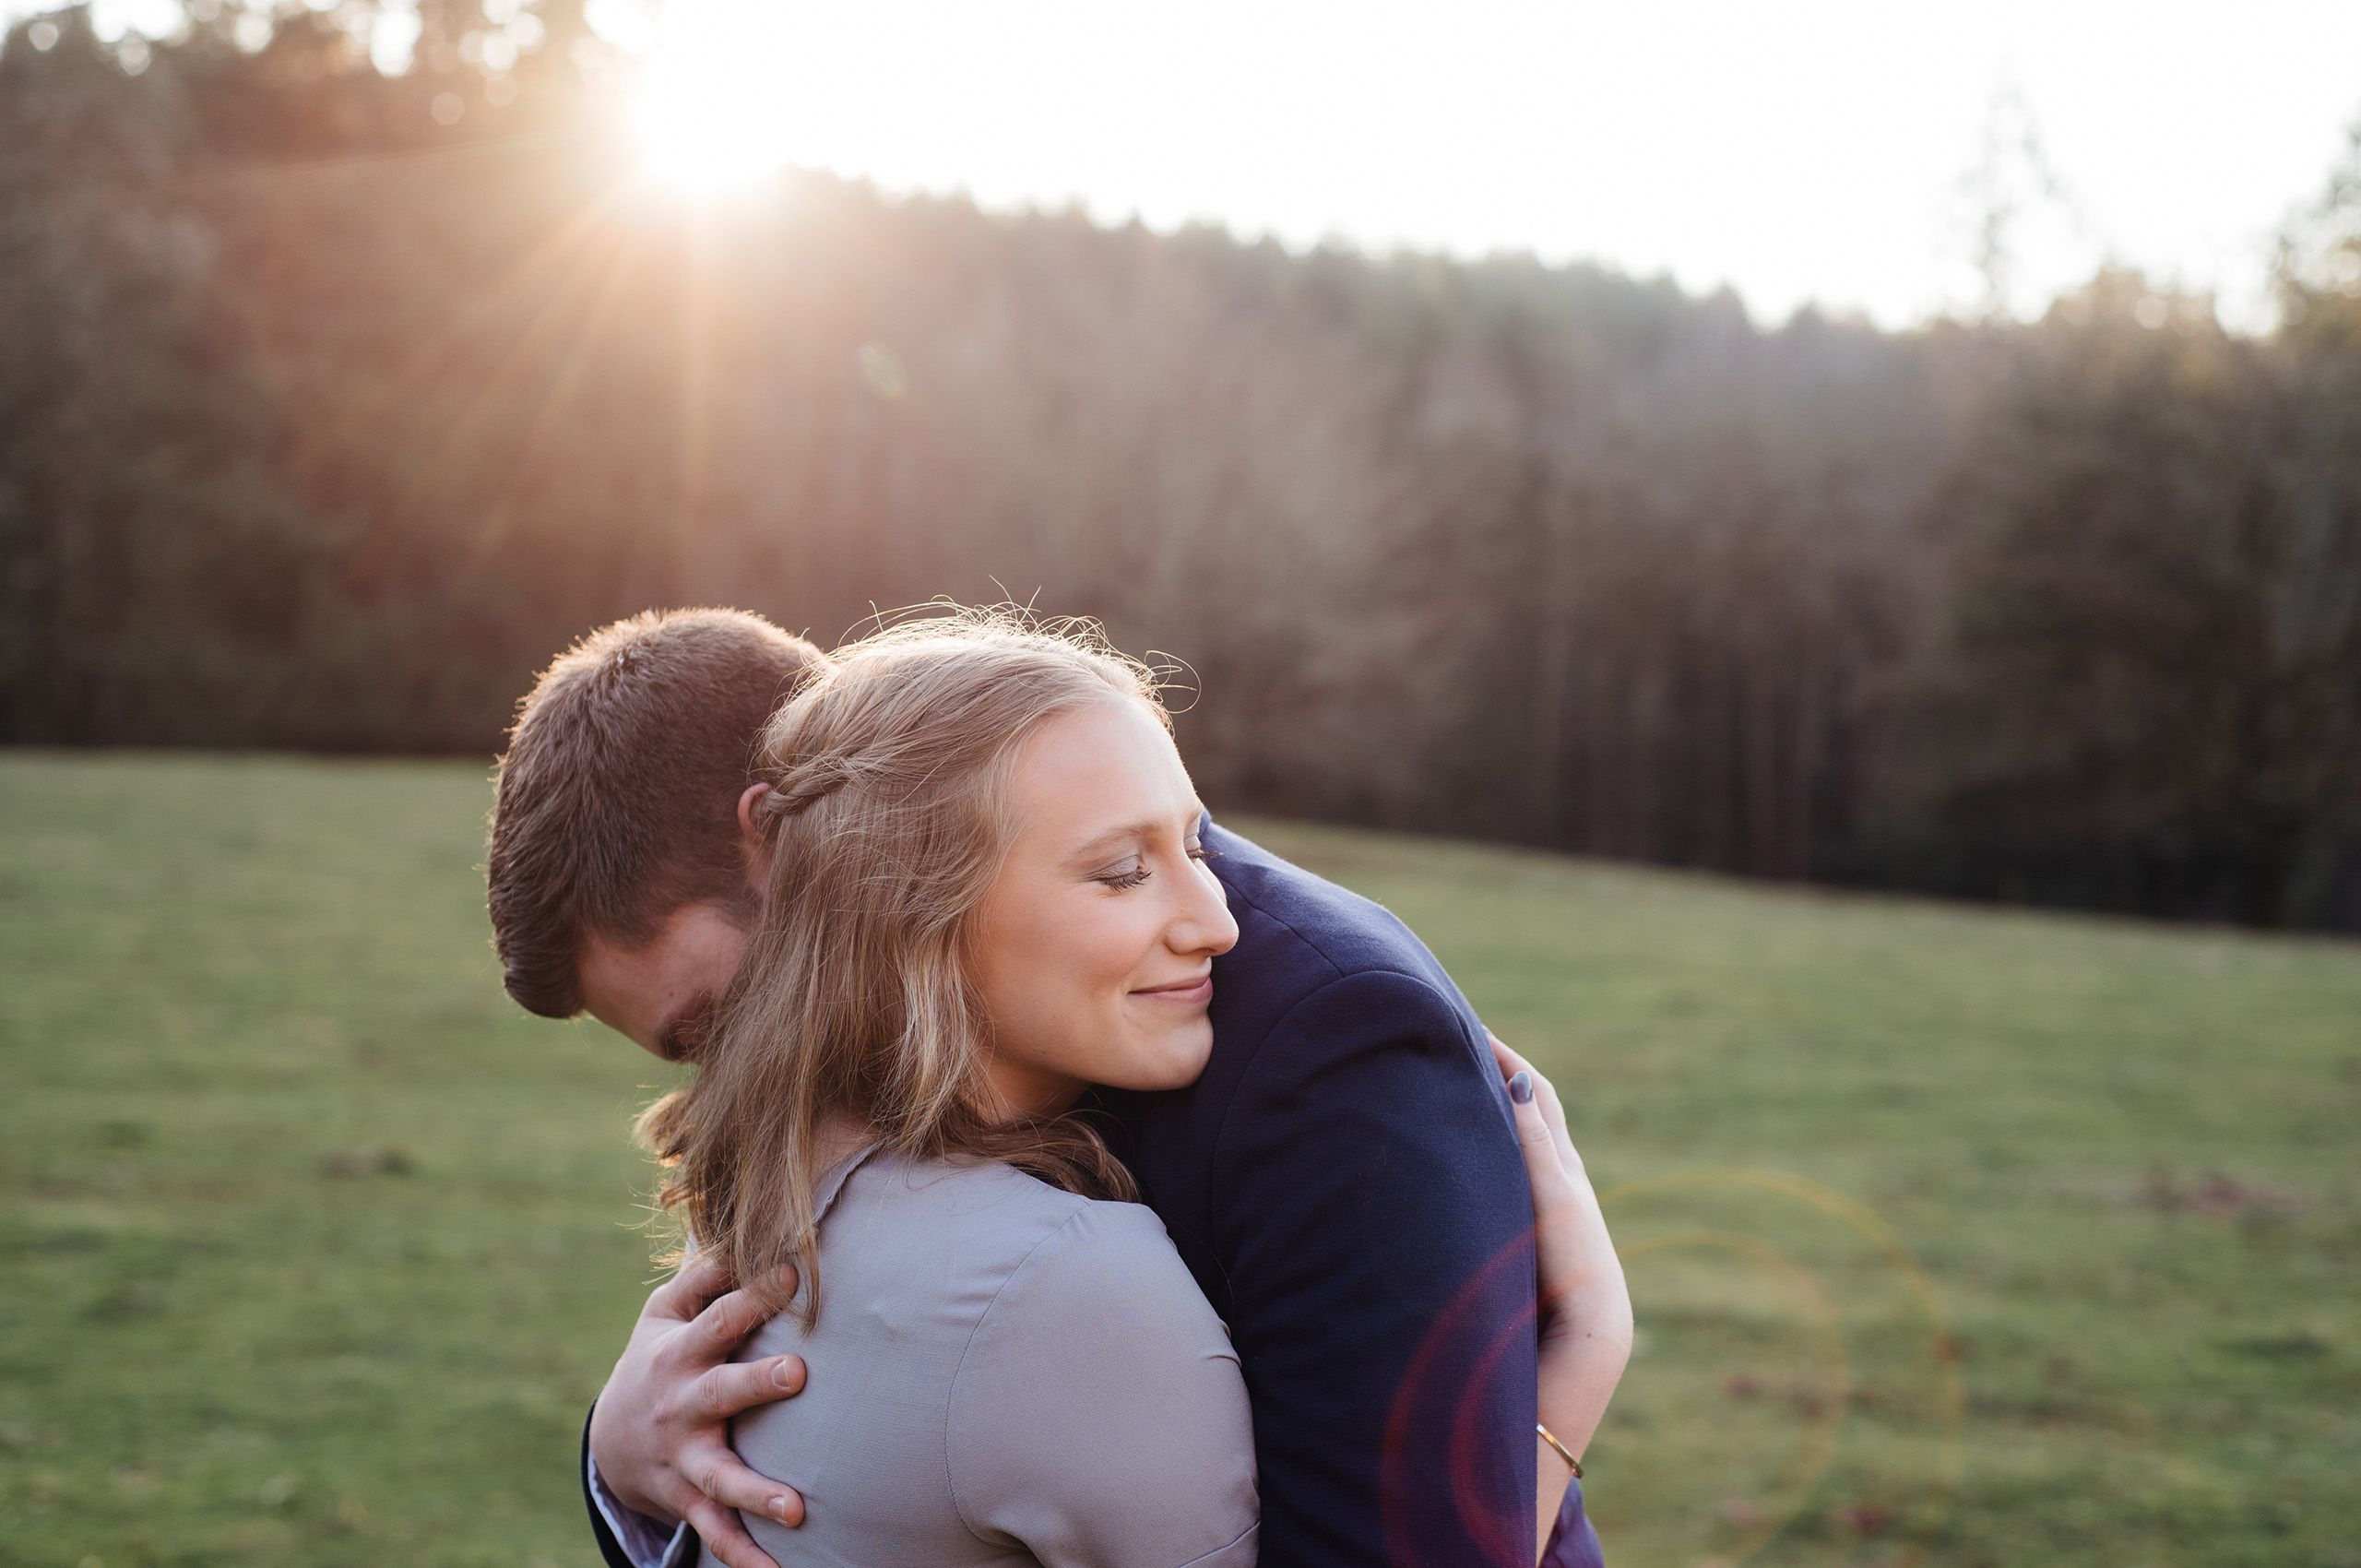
left=706, top=1143, right=1259, bottom=1568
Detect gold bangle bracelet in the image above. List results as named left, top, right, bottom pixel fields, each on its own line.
left=1536, top=1422, right=1583, bottom=1479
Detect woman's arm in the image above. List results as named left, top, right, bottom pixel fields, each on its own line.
left=946, top=1201, right=1258, bottom=1568
left=1493, top=1035, right=1635, bottom=1564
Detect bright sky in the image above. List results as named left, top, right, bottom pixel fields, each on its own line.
left=41, top=0, right=2361, bottom=328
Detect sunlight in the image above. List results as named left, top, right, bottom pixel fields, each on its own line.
left=629, top=2, right=798, bottom=196
left=588, top=0, right=2361, bottom=327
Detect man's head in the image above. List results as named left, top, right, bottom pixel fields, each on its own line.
left=487, top=609, right=825, bottom=1059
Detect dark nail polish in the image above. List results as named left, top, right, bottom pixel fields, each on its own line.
left=1510, top=1070, right=1533, bottom=1105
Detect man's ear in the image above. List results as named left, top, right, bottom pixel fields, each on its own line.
left=738, top=782, right=774, bottom=889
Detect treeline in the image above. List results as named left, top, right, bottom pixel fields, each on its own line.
left=5, top=5, right=2359, bottom=928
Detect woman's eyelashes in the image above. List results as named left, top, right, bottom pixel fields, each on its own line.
left=1090, top=842, right=1211, bottom=890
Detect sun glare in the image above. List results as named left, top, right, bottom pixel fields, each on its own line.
left=630, top=4, right=798, bottom=196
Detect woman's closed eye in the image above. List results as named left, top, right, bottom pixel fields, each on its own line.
left=1091, top=843, right=1212, bottom=890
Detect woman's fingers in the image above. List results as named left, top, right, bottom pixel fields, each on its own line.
left=1489, top=1030, right=1532, bottom=1083
left=1492, top=1031, right=1584, bottom=1175
left=1494, top=1034, right=1567, bottom=1185
left=1507, top=1070, right=1577, bottom=1212
left=1529, top=1062, right=1581, bottom=1172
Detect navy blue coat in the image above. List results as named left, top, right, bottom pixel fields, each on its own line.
left=1092, top=821, right=1598, bottom=1567
left=587, top=820, right=1600, bottom=1567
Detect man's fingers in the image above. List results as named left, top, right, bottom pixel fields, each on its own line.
left=695, top=1355, right=806, bottom=1420
left=684, top=1497, right=788, bottom=1568
left=685, top=1439, right=807, bottom=1526
left=696, top=1265, right=796, bottom=1349
left=683, top=1285, right=777, bottom=1360
left=646, top=1254, right=734, bottom=1324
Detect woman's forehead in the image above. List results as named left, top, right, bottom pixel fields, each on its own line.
left=1006, top=704, right=1196, bottom=847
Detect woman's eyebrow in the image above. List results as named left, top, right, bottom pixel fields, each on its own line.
left=1070, top=802, right=1208, bottom=862
left=1070, top=823, right=1151, bottom=861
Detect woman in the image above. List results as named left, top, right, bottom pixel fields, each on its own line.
left=638, top=612, right=1629, bottom=1567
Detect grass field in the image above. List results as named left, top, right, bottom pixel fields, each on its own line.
left=2, top=753, right=2355, bottom=1568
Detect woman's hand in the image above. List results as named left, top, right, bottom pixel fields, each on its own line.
left=1492, top=1032, right=1633, bottom=1562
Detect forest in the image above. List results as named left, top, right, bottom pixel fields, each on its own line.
left=6, top=2, right=2359, bottom=929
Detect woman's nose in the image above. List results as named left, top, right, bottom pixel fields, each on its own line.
left=1171, top=857, right=1240, bottom=956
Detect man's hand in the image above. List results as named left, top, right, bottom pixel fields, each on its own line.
left=588, top=1256, right=809, bottom=1568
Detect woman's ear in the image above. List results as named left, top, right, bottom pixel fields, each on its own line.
left=738, top=782, right=775, bottom=888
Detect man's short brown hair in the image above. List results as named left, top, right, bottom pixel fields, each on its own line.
left=488, top=608, right=825, bottom=1017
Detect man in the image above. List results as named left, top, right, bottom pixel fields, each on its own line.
left=490, top=608, right=1604, bottom=1568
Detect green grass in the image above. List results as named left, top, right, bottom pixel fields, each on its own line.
left=3, top=754, right=2356, bottom=1568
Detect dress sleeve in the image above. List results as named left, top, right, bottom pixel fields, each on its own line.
left=946, top=1202, right=1259, bottom=1568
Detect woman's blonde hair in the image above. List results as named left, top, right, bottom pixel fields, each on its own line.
left=636, top=609, right=1170, bottom=1323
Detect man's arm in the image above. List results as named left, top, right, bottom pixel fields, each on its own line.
left=585, top=1404, right=691, bottom=1568
left=581, top=1259, right=810, bottom=1568
left=1212, top=968, right=1602, bottom=1568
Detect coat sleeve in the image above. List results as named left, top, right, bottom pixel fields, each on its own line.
left=1210, top=968, right=1602, bottom=1568
left=946, top=1202, right=1260, bottom=1568
left=581, top=1403, right=694, bottom=1568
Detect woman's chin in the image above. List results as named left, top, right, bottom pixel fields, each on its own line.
left=1111, top=1021, right=1216, bottom=1091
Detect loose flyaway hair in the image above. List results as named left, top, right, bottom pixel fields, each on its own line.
left=637, top=607, right=1172, bottom=1324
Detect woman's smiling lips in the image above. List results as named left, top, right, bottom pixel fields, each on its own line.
left=1130, top=971, right=1214, bottom=1005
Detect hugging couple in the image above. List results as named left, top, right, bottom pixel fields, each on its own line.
left=486, top=606, right=1632, bottom=1568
